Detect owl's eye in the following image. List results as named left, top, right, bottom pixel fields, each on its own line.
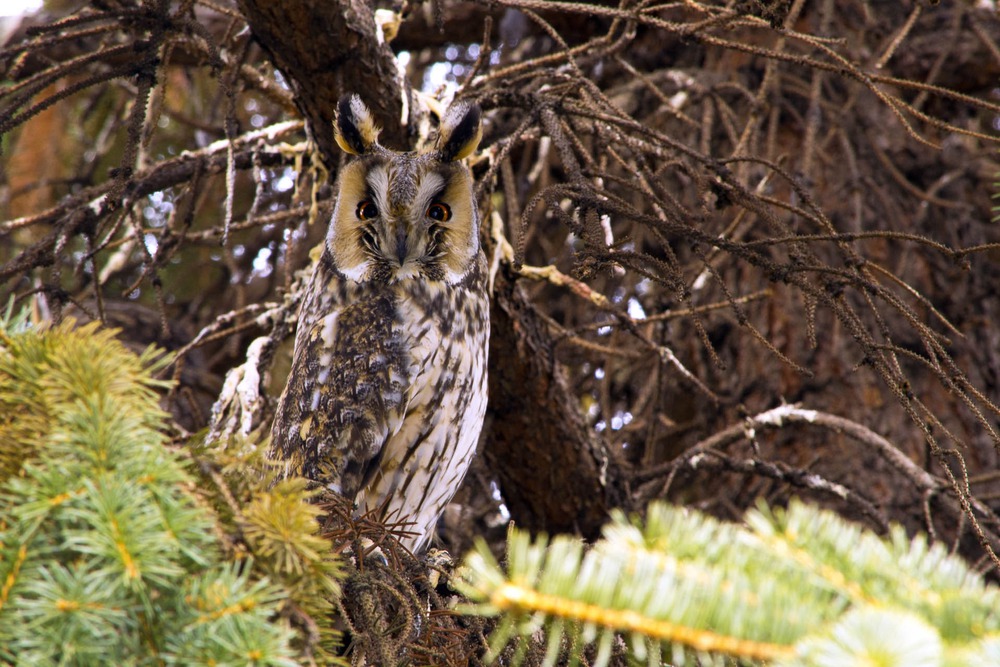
left=356, top=200, right=379, bottom=220
left=426, top=202, right=451, bottom=222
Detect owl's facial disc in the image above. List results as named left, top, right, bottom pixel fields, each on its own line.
left=328, top=155, right=478, bottom=284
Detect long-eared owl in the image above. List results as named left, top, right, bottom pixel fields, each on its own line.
left=270, top=94, right=489, bottom=552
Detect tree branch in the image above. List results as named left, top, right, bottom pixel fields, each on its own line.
left=483, top=265, right=621, bottom=539
left=236, top=0, right=405, bottom=164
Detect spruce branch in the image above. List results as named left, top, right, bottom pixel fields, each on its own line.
left=187, top=433, right=348, bottom=664
left=0, top=319, right=298, bottom=665
left=241, top=478, right=346, bottom=663
left=455, top=500, right=1000, bottom=666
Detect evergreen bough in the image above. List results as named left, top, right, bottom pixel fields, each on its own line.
left=456, top=500, right=1000, bottom=666
left=0, top=317, right=300, bottom=665
left=7, top=316, right=1000, bottom=667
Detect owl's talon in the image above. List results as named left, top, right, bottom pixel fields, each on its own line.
left=362, top=543, right=389, bottom=568
left=346, top=537, right=389, bottom=568
left=423, top=547, right=454, bottom=589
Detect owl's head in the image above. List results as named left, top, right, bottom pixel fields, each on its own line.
left=327, top=94, right=483, bottom=285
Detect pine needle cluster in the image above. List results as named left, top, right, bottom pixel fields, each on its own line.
left=0, top=318, right=298, bottom=665
left=456, top=500, right=1000, bottom=667
left=190, top=383, right=347, bottom=664
left=240, top=478, right=345, bottom=662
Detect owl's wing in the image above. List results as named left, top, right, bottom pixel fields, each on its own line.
left=271, top=257, right=409, bottom=497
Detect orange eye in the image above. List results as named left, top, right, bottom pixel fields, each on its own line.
left=427, top=202, right=451, bottom=222
left=356, top=200, right=379, bottom=220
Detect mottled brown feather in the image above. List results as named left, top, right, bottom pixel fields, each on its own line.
left=270, top=95, right=488, bottom=551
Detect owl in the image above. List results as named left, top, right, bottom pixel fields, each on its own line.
left=270, top=94, right=489, bottom=553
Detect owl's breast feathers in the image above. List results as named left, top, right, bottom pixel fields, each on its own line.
left=271, top=251, right=406, bottom=495
left=271, top=248, right=489, bottom=549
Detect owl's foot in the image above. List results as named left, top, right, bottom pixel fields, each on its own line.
left=423, top=547, right=454, bottom=589
left=347, top=536, right=389, bottom=568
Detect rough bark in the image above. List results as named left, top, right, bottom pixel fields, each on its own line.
left=483, top=266, right=618, bottom=539
left=237, top=0, right=406, bottom=162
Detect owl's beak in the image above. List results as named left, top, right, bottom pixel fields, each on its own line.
left=395, top=226, right=408, bottom=265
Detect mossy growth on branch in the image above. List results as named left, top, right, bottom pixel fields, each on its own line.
left=456, top=500, right=1000, bottom=667
left=0, top=315, right=341, bottom=665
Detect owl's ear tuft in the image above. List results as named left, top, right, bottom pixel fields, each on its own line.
left=335, top=94, right=381, bottom=155
left=435, top=101, right=482, bottom=162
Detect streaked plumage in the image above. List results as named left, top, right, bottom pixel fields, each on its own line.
left=270, top=94, right=488, bottom=552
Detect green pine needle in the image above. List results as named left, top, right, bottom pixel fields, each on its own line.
left=0, top=319, right=299, bottom=665
left=456, top=499, right=1000, bottom=667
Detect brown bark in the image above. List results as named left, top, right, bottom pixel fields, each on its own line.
left=483, top=266, right=619, bottom=539
left=236, top=0, right=406, bottom=162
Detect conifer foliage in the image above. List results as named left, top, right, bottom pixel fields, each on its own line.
left=456, top=501, right=1000, bottom=667
left=0, top=316, right=298, bottom=665
left=3, top=315, right=1000, bottom=666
